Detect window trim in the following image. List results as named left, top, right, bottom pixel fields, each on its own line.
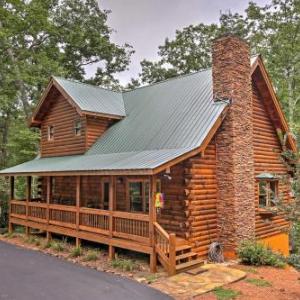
left=127, top=179, right=150, bottom=213
left=101, top=178, right=110, bottom=210
left=47, top=125, right=54, bottom=141
left=258, top=179, right=279, bottom=208
left=74, top=119, right=82, bottom=136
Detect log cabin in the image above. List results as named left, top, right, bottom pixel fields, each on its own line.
left=0, top=35, right=297, bottom=275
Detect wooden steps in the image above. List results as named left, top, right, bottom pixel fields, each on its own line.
left=176, top=258, right=204, bottom=271
left=173, top=238, right=204, bottom=273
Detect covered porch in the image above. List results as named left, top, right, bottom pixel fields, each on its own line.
left=8, top=173, right=202, bottom=275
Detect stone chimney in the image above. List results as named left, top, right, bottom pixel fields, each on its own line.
left=212, top=35, right=255, bottom=258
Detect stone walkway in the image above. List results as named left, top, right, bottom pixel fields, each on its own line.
left=151, top=264, right=246, bottom=299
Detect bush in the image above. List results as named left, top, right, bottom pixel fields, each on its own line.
left=238, top=240, right=286, bottom=268
left=287, top=254, right=300, bottom=270
left=49, top=240, right=65, bottom=252
left=69, top=246, right=82, bottom=258
left=111, top=258, right=137, bottom=272
left=83, top=250, right=98, bottom=262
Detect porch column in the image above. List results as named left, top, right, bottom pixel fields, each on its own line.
left=149, top=175, right=157, bottom=273
left=108, top=176, right=116, bottom=260
left=46, top=176, right=52, bottom=242
left=76, top=176, right=81, bottom=248
left=25, top=176, right=31, bottom=236
left=8, top=176, right=14, bottom=233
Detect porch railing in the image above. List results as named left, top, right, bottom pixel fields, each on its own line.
left=154, top=221, right=176, bottom=275
left=10, top=200, right=150, bottom=245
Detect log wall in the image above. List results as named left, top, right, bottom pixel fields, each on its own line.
left=253, top=82, right=291, bottom=238
left=41, top=95, right=86, bottom=157
left=158, top=163, right=188, bottom=238
left=86, top=116, right=113, bottom=148
left=185, top=141, right=218, bottom=258
left=40, top=95, right=113, bottom=157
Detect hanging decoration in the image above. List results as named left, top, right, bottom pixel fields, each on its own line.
left=155, top=192, right=165, bottom=213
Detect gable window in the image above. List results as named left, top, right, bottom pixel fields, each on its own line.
left=128, top=181, right=150, bottom=213
left=259, top=180, right=278, bottom=207
left=74, top=120, right=82, bottom=136
left=48, top=125, right=54, bottom=141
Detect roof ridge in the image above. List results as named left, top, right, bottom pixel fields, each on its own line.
left=53, top=76, right=122, bottom=95
left=123, top=67, right=212, bottom=94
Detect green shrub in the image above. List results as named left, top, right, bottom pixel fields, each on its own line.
left=213, top=287, right=241, bottom=300
left=83, top=250, right=98, bottom=262
left=238, top=240, right=286, bottom=268
left=111, top=258, right=137, bottom=272
left=287, top=254, right=300, bottom=270
left=41, top=240, right=52, bottom=249
left=245, top=278, right=272, bottom=287
left=24, top=236, right=41, bottom=246
left=49, top=240, right=65, bottom=252
left=69, top=246, right=82, bottom=258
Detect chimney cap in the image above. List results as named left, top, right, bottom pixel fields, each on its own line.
left=213, top=33, right=249, bottom=46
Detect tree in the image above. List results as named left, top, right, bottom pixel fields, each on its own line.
left=0, top=0, right=133, bottom=170
left=139, top=0, right=300, bottom=140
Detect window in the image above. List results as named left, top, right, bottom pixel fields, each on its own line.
left=129, top=181, right=150, bottom=213
left=259, top=180, right=278, bottom=207
left=102, top=181, right=110, bottom=210
left=48, top=125, right=54, bottom=141
left=74, top=120, right=82, bottom=136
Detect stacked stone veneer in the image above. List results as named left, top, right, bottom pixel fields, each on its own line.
left=212, top=35, right=255, bottom=256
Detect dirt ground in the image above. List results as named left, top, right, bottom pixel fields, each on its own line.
left=196, top=265, right=300, bottom=300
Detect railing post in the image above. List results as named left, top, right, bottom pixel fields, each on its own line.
left=168, top=233, right=176, bottom=276
left=108, top=176, right=116, bottom=260
left=8, top=176, right=14, bottom=233
left=46, top=176, right=51, bottom=242
left=76, top=176, right=81, bottom=248
left=149, top=175, right=157, bottom=273
left=25, top=176, right=31, bottom=236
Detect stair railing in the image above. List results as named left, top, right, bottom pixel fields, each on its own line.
left=154, top=222, right=176, bottom=275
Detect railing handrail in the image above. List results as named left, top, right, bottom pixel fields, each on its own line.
left=112, top=210, right=149, bottom=221
left=79, top=207, right=110, bottom=216
left=154, top=221, right=169, bottom=240
left=11, top=199, right=26, bottom=205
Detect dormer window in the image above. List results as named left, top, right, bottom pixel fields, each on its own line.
left=48, top=125, right=54, bottom=141
left=74, top=120, right=82, bottom=136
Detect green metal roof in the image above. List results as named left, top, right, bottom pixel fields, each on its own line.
left=53, top=76, right=126, bottom=117
left=0, top=69, right=228, bottom=175
left=1, top=148, right=193, bottom=175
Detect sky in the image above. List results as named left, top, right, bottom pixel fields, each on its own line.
left=90, top=0, right=271, bottom=85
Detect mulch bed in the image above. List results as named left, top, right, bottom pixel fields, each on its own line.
left=196, top=264, right=300, bottom=300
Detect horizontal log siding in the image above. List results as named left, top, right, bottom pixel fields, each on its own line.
left=158, top=163, right=188, bottom=238
left=41, top=95, right=86, bottom=157
left=185, top=141, right=218, bottom=258
left=86, top=116, right=113, bottom=148
left=253, top=82, right=290, bottom=239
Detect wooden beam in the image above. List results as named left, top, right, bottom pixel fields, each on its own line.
left=46, top=176, right=51, bottom=242
left=108, top=176, right=116, bottom=260
left=149, top=175, right=157, bottom=273
left=25, top=176, right=32, bottom=236
left=76, top=175, right=81, bottom=248
left=8, top=176, right=14, bottom=233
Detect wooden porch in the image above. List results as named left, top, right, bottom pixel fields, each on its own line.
left=8, top=175, right=203, bottom=275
